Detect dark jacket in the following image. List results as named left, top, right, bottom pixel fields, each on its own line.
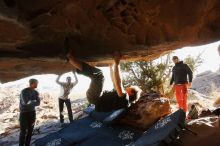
left=19, top=87, right=40, bottom=113
left=170, top=61, right=193, bottom=85
left=95, top=90, right=129, bottom=112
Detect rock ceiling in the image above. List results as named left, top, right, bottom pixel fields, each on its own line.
left=0, top=0, right=220, bottom=82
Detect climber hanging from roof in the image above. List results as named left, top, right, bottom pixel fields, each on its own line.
left=67, top=52, right=142, bottom=112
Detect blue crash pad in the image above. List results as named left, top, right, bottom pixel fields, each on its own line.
left=35, top=108, right=185, bottom=146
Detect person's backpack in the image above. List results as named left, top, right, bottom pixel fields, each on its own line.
left=187, top=104, right=198, bottom=119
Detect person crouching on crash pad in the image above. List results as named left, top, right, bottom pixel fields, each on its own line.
left=67, top=52, right=142, bottom=112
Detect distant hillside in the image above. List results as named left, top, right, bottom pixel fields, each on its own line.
left=192, top=70, right=220, bottom=96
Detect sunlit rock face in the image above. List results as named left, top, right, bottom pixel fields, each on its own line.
left=117, top=93, right=171, bottom=131
left=0, top=0, right=220, bottom=82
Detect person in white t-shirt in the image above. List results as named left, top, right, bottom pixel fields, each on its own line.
left=56, top=71, right=78, bottom=124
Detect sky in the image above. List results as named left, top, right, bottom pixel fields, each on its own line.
left=0, top=41, right=220, bottom=96
left=172, top=41, right=220, bottom=74
left=0, top=67, right=114, bottom=98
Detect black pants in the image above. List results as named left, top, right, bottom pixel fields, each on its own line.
left=59, top=98, right=73, bottom=123
left=19, top=111, right=36, bottom=146
left=76, top=62, right=104, bottom=104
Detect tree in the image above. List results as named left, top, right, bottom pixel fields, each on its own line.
left=120, top=54, right=172, bottom=93
left=120, top=52, right=203, bottom=94
left=184, top=53, right=203, bottom=72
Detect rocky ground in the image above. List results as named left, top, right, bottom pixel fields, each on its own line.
left=0, top=87, right=88, bottom=146
left=175, top=70, right=220, bottom=146
left=0, top=70, right=220, bottom=146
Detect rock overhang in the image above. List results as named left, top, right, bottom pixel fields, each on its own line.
left=0, top=0, right=220, bottom=83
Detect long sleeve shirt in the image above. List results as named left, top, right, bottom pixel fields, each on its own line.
left=170, top=61, right=193, bottom=85
left=19, top=87, right=40, bottom=113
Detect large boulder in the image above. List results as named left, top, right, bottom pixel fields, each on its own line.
left=117, top=93, right=171, bottom=130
